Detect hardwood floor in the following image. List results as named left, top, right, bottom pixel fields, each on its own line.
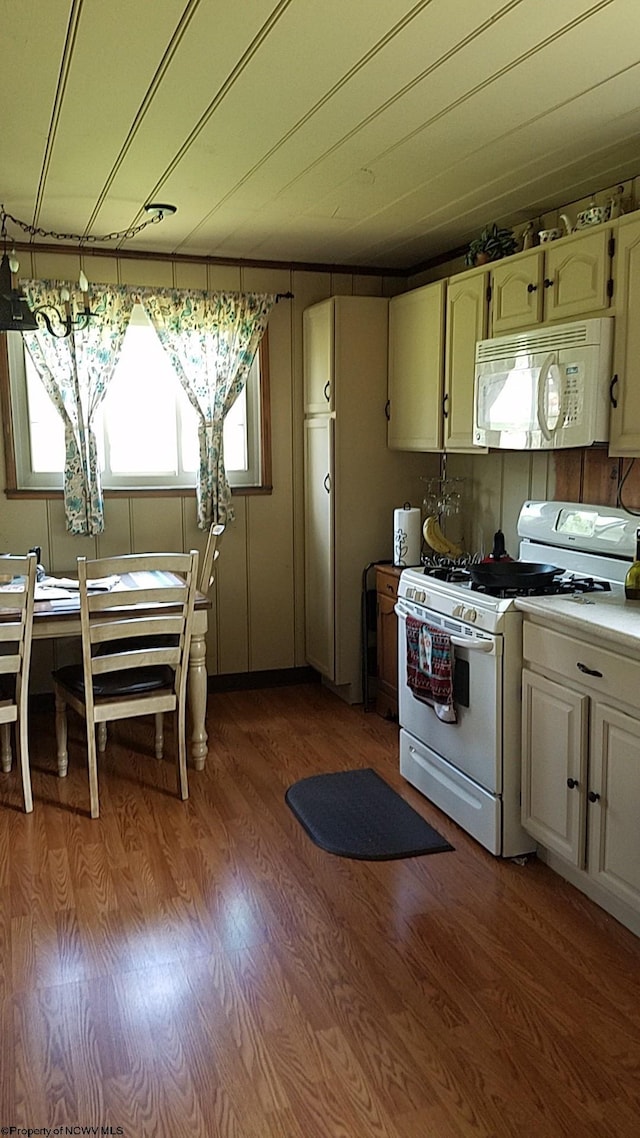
left=1, top=681, right=640, bottom=1137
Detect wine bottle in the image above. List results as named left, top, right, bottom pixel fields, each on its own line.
left=624, top=527, right=640, bottom=600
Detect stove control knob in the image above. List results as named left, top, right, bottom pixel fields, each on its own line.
left=452, top=604, right=465, bottom=618
left=416, top=589, right=426, bottom=603
left=463, top=607, right=478, bottom=623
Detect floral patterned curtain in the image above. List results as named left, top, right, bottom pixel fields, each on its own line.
left=22, top=281, right=135, bottom=535
left=140, top=288, right=275, bottom=528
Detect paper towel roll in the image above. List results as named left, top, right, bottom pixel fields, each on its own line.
left=393, top=506, right=421, bottom=567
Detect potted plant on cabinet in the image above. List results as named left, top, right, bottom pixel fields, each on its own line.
left=465, top=222, right=518, bottom=267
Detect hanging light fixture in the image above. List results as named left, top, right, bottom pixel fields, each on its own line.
left=0, top=202, right=177, bottom=338
left=0, top=209, right=38, bottom=332
left=26, top=269, right=99, bottom=338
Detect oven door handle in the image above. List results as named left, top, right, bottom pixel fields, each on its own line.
left=449, top=635, right=493, bottom=652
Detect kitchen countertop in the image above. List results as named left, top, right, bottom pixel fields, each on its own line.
left=515, top=591, right=640, bottom=653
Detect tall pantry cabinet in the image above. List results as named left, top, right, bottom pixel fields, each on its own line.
left=303, top=295, right=431, bottom=704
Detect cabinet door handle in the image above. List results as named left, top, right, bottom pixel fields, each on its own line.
left=609, top=374, right=618, bottom=408
left=323, top=473, right=331, bottom=494
left=577, top=662, right=603, bottom=677
left=527, top=283, right=537, bottom=293
left=385, top=399, right=390, bottom=421
left=567, top=777, right=579, bottom=789
left=442, top=392, right=449, bottom=418
left=588, top=790, right=601, bottom=803
left=323, top=381, right=331, bottom=402
left=543, top=277, right=554, bottom=289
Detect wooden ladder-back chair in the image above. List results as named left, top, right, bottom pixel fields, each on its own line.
left=199, top=522, right=225, bottom=594
left=91, top=525, right=224, bottom=758
left=145, top=523, right=224, bottom=745
left=52, top=550, right=199, bottom=819
left=0, top=553, right=37, bottom=812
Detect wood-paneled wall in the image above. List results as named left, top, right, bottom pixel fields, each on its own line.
left=0, top=249, right=415, bottom=692
left=554, top=448, right=640, bottom=511
left=439, top=448, right=640, bottom=561
left=443, top=451, right=555, bottom=558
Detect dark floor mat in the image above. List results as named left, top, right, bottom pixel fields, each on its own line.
left=285, top=767, right=454, bottom=860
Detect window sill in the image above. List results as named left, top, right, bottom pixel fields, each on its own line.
left=5, top=485, right=272, bottom=500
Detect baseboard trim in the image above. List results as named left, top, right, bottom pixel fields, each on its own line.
left=208, top=666, right=320, bottom=693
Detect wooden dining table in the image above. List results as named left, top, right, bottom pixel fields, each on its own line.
left=24, top=571, right=212, bottom=770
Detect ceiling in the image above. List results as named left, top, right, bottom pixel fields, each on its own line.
left=4, top=0, right=640, bottom=272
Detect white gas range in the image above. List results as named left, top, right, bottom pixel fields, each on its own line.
left=396, top=500, right=638, bottom=858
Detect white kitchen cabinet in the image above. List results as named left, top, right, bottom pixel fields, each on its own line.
left=387, top=280, right=445, bottom=451
left=444, top=267, right=490, bottom=452
left=588, top=703, right=640, bottom=912
left=490, top=228, right=612, bottom=335
left=303, top=415, right=334, bottom=678
left=521, top=617, right=640, bottom=934
left=303, top=301, right=334, bottom=413
left=609, top=214, right=640, bottom=455
left=303, top=296, right=430, bottom=703
left=521, top=669, right=588, bottom=866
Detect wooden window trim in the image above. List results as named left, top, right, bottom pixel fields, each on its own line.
left=0, top=330, right=272, bottom=499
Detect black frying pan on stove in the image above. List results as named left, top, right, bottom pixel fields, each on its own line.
left=468, top=561, right=563, bottom=589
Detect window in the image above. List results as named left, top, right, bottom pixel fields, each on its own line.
left=2, top=303, right=270, bottom=494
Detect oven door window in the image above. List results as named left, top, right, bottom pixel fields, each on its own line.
left=453, top=655, right=469, bottom=708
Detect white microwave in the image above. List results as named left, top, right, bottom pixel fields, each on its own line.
left=473, top=317, right=614, bottom=450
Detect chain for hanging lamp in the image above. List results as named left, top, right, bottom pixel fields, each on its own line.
left=1, top=202, right=177, bottom=245
left=0, top=202, right=177, bottom=337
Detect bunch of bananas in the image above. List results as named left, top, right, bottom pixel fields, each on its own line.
left=423, top=515, right=463, bottom=558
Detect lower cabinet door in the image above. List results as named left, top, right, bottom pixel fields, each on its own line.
left=521, top=669, right=588, bottom=865
left=304, top=416, right=335, bottom=679
left=376, top=589, right=398, bottom=717
left=588, top=702, right=640, bottom=910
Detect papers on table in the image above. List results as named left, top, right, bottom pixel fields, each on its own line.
left=35, top=584, right=78, bottom=600
left=34, top=575, right=121, bottom=600
left=43, top=575, right=120, bottom=591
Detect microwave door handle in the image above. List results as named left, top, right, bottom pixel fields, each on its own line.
left=536, top=352, right=555, bottom=440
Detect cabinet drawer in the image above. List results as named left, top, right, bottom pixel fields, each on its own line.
left=523, top=621, right=640, bottom=703
left=375, top=564, right=402, bottom=598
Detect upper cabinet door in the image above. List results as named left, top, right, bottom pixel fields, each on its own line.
left=303, top=299, right=335, bottom=413
left=491, top=250, right=544, bottom=334
left=490, top=230, right=611, bottom=335
left=543, top=229, right=610, bottom=322
left=444, top=269, right=490, bottom=451
left=387, top=281, right=445, bottom=451
left=610, top=216, right=640, bottom=456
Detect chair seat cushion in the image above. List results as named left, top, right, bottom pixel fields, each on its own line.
left=53, top=663, right=175, bottom=698
left=0, top=675, right=16, bottom=700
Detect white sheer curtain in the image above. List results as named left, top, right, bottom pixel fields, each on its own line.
left=141, top=288, right=275, bottom=528
left=22, top=281, right=135, bottom=535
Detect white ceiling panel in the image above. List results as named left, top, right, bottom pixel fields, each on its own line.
left=1, top=1, right=72, bottom=215
left=2, top=0, right=640, bottom=270
left=268, top=0, right=623, bottom=215
left=305, top=46, right=640, bottom=252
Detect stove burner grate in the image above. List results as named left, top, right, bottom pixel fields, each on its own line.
left=423, top=565, right=471, bottom=583
left=472, top=575, right=612, bottom=598
left=419, top=556, right=614, bottom=597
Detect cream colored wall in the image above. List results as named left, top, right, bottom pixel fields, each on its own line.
left=0, top=248, right=406, bottom=692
